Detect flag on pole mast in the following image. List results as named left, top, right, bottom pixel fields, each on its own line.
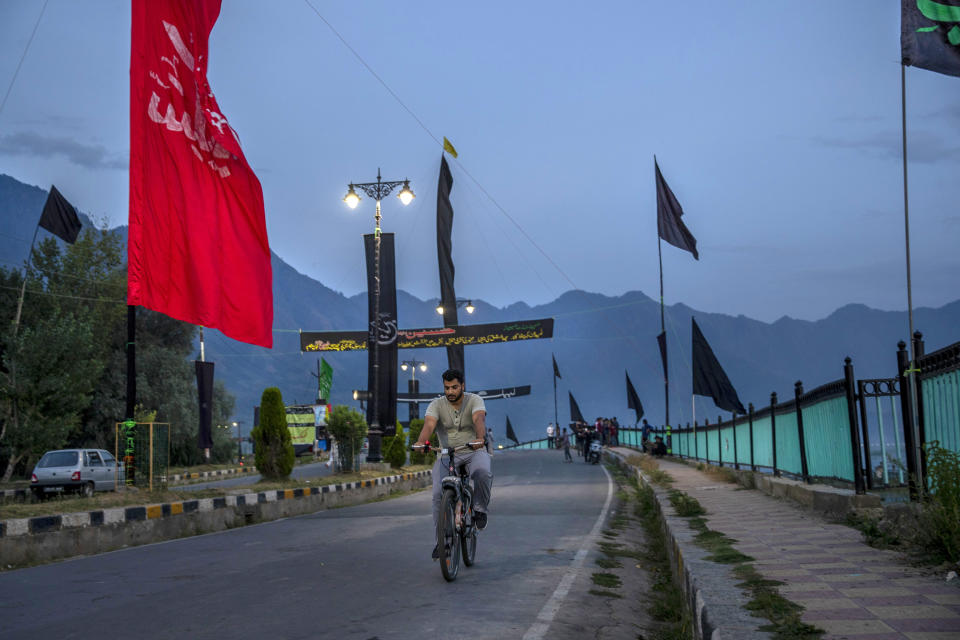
left=39, top=186, right=82, bottom=244
left=656, top=159, right=699, bottom=260
left=569, top=392, right=585, bottom=424
left=505, top=415, right=519, bottom=445
left=626, top=371, right=644, bottom=424
left=129, top=0, right=273, bottom=348
left=552, top=354, right=562, bottom=379
left=691, top=317, right=745, bottom=414
left=901, top=0, right=960, bottom=77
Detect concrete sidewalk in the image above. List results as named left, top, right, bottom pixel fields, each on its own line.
left=637, top=454, right=960, bottom=639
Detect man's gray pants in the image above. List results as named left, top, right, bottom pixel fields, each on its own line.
left=432, top=449, right=492, bottom=526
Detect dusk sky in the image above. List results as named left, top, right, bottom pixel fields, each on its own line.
left=1, top=1, right=958, bottom=327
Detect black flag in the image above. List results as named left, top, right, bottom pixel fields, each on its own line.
left=901, top=0, right=960, bottom=78
left=626, top=371, right=644, bottom=423
left=691, top=317, right=745, bottom=414
left=655, top=160, right=698, bottom=260
left=195, top=361, right=214, bottom=450
left=505, top=415, right=519, bottom=445
left=436, top=155, right=465, bottom=374
left=39, top=185, right=82, bottom=244
left=552, top=354, right=562, bottom=379
left=364, top=232, right=399, bottom=436
left=569, top=391, right=585, bottom=424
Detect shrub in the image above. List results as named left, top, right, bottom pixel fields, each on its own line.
left=919, top=442, right=960, bottom=563
left=407, top=418, right=438, bottom=465
left=251, top=387, right=295, bottom=480
left=383, top=422, right=408, bottom=469
left=326, top=405, right=368, bottom=472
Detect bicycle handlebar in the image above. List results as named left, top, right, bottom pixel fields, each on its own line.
left=410, top=442, right=483, bottom=455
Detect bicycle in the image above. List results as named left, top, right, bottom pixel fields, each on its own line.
left=412, top=441, right=482, bottom=582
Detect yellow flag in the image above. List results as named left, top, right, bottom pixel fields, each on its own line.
left=443, top=136, right=458, bottom=158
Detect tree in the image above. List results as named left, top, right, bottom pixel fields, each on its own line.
left=383, top=422, right=407, bottom=469
left=326, top=405, right=368, bottom=472
left=0, top=310, right=101, bottom=480
left=0, top=224, right=238, bottom=477
left=252, top=387, right=294, bottom=480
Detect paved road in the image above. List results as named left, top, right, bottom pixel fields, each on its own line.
left=0, top=451, right=614, bottom=639
left=176, top=460, right=335, bottom=491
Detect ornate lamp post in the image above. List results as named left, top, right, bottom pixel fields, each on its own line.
left=343, top=169, right=414, bottom=462
left=435, top=298, right=475, bottom=316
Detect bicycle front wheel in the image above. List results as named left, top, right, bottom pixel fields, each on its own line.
left=438, top=489, right=460, bottom=582
left=461, top=518, right=477, bottom=567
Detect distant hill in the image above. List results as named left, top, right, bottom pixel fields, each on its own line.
left=3, top=173, right=958, bottom=442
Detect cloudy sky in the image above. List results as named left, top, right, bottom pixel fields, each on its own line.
left=1, top=0, right=958, bottom=325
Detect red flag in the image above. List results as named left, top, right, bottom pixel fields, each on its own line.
left=129, top=0, right=273, bottom=347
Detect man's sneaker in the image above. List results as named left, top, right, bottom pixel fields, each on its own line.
left=475, top=511, right=488, bottom=530
left=432, top=544, right=440, bottom=560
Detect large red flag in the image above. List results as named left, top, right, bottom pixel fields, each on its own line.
left=129, top=0, right=273, bottom=348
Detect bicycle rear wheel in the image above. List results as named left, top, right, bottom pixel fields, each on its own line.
left=438, top=489, right=460, bottom=581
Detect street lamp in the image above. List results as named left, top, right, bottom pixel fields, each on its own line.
left=343, top=169, right=414, bottom=462
left=400, top=359, right=428, bottom=422
left=232, top=421, right=242, bottom=463
left=435, top=298, right=475, bottom=316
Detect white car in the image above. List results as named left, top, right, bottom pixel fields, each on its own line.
left=31, top=449, right=125, bottom=498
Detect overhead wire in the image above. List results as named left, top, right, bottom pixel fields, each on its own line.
left=301, top=1, right=665, bottom=388
left=0, top=0, right=49, bottom=122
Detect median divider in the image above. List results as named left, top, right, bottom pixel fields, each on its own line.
left=0, top=469, right=432, bottom=569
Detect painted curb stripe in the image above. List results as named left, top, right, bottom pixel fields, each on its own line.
left=170, top=502, right=183, bottom=515
left=125, top=507, right=146, bottom=522
left=89, top=511, right=104, bottom=526
left=145, top=505, right=163, bottom=519
left=29, top=515, right=62, bottom=534
left=183, top=501, right=198, bottom=513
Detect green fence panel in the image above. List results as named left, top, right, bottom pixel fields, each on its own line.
left=923, top=370, right=960, bottom=454
left=752, top=415, right=774, bottom=468
left=802, top=396, right=854, bottom=482
left=775, top=410, right=802, bottom=476
left=696, top=429, right=708, bottom=462
left=735, top=421, right=752, bottom=466
left=720, top=425, right=735, bottom=465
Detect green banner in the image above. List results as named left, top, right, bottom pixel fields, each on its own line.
left=318, top=358, right=333, bottom=401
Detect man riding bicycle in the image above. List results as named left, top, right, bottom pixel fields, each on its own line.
left=416, top=369, right=492, bottom=559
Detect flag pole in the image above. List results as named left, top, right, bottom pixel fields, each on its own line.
left=658, top=232, right=669, bottom=429
left=900, top=63, right=922, bottom=489
left=12, top=223, right=41, bottom=338
left=553, top=361, right=558, bottom=431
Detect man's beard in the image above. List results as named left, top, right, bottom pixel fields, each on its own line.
left=446, top=390, right=463, bottom=404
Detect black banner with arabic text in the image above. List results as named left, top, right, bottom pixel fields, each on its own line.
left=300, top=318, right=554, bottom=352
left=364, top=232, right=398, bottom=436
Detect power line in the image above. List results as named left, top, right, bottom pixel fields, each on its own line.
left=0, top=0, right=49, bottom=122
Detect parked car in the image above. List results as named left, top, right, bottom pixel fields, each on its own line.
left=31, top=449, right=125, bottom=498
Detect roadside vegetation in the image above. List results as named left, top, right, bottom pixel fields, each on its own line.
left=0, top=225, right=237, bottom=483
left=847, top=442, right=960, bottom=567
left=637, top=456, right=824, bottom=640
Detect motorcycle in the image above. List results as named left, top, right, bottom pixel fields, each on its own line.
left=587, top=439, right=602, bottom=464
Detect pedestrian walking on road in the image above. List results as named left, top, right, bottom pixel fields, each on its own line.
left=560, top=427, right=573, bottom=462
left=546, top=423, right=555, bottom=449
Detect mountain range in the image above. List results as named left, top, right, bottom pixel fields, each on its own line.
left=3, top=173, right=958, bottom=442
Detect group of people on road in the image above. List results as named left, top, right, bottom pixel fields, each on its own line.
left=547, top=416, right=669, bottom=461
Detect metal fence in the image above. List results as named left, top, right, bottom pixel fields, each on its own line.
left=114, top=421, right=170, bottom=491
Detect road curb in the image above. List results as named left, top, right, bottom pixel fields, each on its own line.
left=0, top=470, right=431, bottom=569
left=607, top=451, right=773, bottom=640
